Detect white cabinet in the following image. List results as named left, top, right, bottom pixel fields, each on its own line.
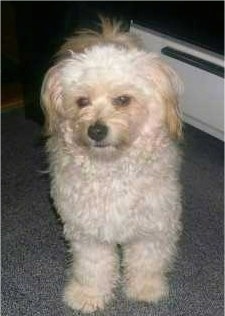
left=131, top=24, right=224, bottom=141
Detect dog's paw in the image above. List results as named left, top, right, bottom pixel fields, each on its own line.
left=125, top=274, right=169, bottom=303
left=63, top=281, right=109, bottom=313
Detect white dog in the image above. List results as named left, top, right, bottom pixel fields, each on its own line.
left=41, top=17, right=183, bottom=313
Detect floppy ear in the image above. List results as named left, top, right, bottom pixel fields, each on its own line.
left=144, top=54, right=183, bottom=139
left=41, top=64, right=64, bottom=135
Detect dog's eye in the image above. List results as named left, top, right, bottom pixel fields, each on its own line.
left=112, top=95, right=131, bottom=107
left=76, top=97, right=90, bottom=108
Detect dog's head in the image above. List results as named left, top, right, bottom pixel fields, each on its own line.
left=41, top=45, right=182, bottom=156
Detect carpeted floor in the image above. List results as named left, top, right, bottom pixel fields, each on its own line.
left=2, top=110, right=224, bottom=316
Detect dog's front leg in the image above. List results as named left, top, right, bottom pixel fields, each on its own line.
left=123, top=238, right=174, bottom=303
left=63, top=240, right=119, bottom=313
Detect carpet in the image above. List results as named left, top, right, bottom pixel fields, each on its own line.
left=2, top=110, right=224, bottom=316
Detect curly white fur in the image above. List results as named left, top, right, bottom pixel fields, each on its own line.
left=41, top=18, right=183, bottom=313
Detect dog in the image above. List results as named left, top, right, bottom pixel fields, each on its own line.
left=41, top=17, right=183, bottom=313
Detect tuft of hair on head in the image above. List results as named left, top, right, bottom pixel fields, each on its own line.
left=56, top=15, right=142, bottom=59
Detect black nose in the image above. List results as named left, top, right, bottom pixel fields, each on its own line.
left=88, top=122, right=108, bottom=141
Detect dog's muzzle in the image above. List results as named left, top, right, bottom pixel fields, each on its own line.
left=88, top=122, right=108, bottom=142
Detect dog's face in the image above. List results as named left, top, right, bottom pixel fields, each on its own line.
left=41, top=46, right=182, bottom=155
left=65, top=82, right=149, bottom=150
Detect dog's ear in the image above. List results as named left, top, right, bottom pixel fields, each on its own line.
left=141, top=54, right=183, bottom=139
left=41, top=64, right=64, bottom=135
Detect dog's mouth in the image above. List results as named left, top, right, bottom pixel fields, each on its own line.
left=77, top=137, right=128, bottom=160
left=93, top=142, right=111, bottom=148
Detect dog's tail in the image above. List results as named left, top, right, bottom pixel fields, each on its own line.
left=56, top=16, right=141, bottom=58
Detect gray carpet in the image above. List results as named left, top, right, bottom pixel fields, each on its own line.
left=2, top=110, right=224, bottom=316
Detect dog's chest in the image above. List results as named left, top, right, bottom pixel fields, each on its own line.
left=53, top=155, right=154, bottom=242
left=58, top=156, right=143, bottom=212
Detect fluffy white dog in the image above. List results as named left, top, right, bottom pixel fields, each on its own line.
left=41, top=17, right=183, bottom=313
